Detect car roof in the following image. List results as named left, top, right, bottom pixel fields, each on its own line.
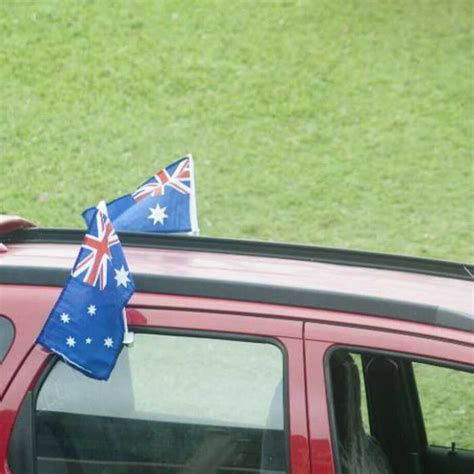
left=1, top=228, right=473, bottom=332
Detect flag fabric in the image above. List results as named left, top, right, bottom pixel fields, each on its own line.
left=37, top=203, right=135, bottom=380
left=82, top=155, right=199, bottom=234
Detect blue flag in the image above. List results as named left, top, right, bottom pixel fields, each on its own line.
left=83, top=155, right=199, bottom=234
left=37, top=204, right=135, bottom=380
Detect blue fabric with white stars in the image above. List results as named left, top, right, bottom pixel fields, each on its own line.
left=37, top=208, right=135, bottom=380
left=82, top=156, right=198, bottom=234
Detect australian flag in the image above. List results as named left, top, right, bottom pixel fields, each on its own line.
left=37, top=203, right=135, bottom=380
left=82, top=155, right=199, bottom=234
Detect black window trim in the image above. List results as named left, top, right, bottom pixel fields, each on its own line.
left=323, top=344, right=474, bottom=474
left=11, top=327, right=292, bottom=474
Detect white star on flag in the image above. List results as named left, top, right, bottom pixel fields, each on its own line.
left=104, top=337, right=114, bottom=348
left=114, top=265, right=130, bottom=288
left=85, top=337, right=92, bottom=344
left=147, top=203, right=168, bottom=225
left=60, top=313, right=71, bottom=324
left=87, top=304, right=97, bottom=316
left=66, top=336, right=76, bottom=347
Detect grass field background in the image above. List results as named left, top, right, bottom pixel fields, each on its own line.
left=1, top=1, right=472, bottom=261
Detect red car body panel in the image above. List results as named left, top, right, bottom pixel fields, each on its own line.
left=2, top=242, right=472, bottom=314
left=0, top=286, right=311, bottom=474
left=0, top=232, right=472, bottom=474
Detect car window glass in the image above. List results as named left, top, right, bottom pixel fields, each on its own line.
left=352, top=353, right=370, bottom=433
left=328, top=350, right=393, bottom=474
left=413, top=362, right=473, bottom=450
left=329, top=349, right=474, bottom=474
left=0, top=315, right=14, bottom=362
left=35, top=333, right=288, bottom=473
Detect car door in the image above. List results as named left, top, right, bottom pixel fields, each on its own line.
left=304, top=317, right=473, bottom=474
left=4, top=304, right=310, bottom=474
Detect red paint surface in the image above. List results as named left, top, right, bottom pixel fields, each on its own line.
left=305, top=322, right=473, bottom=366
left=305, top=340, right=336, bottom=474
left=0, top=215, right=35, bottom=236
left=2, top=242, right=472, bottom=315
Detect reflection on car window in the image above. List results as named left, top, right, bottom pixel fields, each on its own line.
left=0, top=315, right=14, bottom=362
left=35, top=333, right=288, bottom=473
left=413, top=362, right=473, bottom=450
left=329, top=350, right=392, bottom=474
left=329, top=349, right=474, bottom=474
left=351, top=354, right=370, bottom=433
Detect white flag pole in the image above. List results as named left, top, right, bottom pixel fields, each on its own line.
left=187, top=153, right=200, bottom=236
left=122, top=308, right=134, bottom=345
left=97, top=200, right=108, bottom=215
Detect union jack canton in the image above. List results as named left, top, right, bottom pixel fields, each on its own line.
left=82, top=155, right=199, bottom=234
left=37, top=204, right=135, bottom=380
left=132, top=157, right=192, bottom=201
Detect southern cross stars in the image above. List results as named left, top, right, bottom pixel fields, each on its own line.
left=147, top=203, right=168, bottom=225
left=114, top=265, right=130, bottom=287
left=104, top=337, right=114, bottom=348
left=87, top=304, right=97, bottom=316
left=60, top=313, right=71, bottom=324
left=65, top=337, right=113, bottom=347
left=66, top=336, right=76, bottom=347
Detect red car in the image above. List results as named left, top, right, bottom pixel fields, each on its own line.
left=0, top=216, right=472, bottom=474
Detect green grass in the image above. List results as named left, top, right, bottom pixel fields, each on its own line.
left=414, top=362, right=473, bottom=449
left=1, top=0, right=472, bottom=263
left=354, top=354, right=473, bottom=450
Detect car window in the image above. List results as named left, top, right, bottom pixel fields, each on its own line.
left=34, top=333, right=288, bottom=473
left=413, top=362, right=473, bottom=450
left=352, top=353, right=370, bottom=433
left=328, top=350, right=393, bottom=474
left=0, top=315, right=14, bottom=362
left=328, top=348, right=474, bottom=474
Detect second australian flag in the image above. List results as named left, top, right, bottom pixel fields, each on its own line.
left=82, top=155, right=199, bottom=234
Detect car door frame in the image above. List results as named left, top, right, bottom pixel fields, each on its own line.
left=304, top=317, right=473, bottom=474
left=2, top=302, right=311, bottom=474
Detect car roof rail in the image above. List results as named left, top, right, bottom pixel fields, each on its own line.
left=3, top=227, right=473, bottom=281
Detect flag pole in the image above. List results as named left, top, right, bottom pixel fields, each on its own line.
left=122, top=308, right=134, bottom=345
left=188, top=153, right=200, bottom=236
